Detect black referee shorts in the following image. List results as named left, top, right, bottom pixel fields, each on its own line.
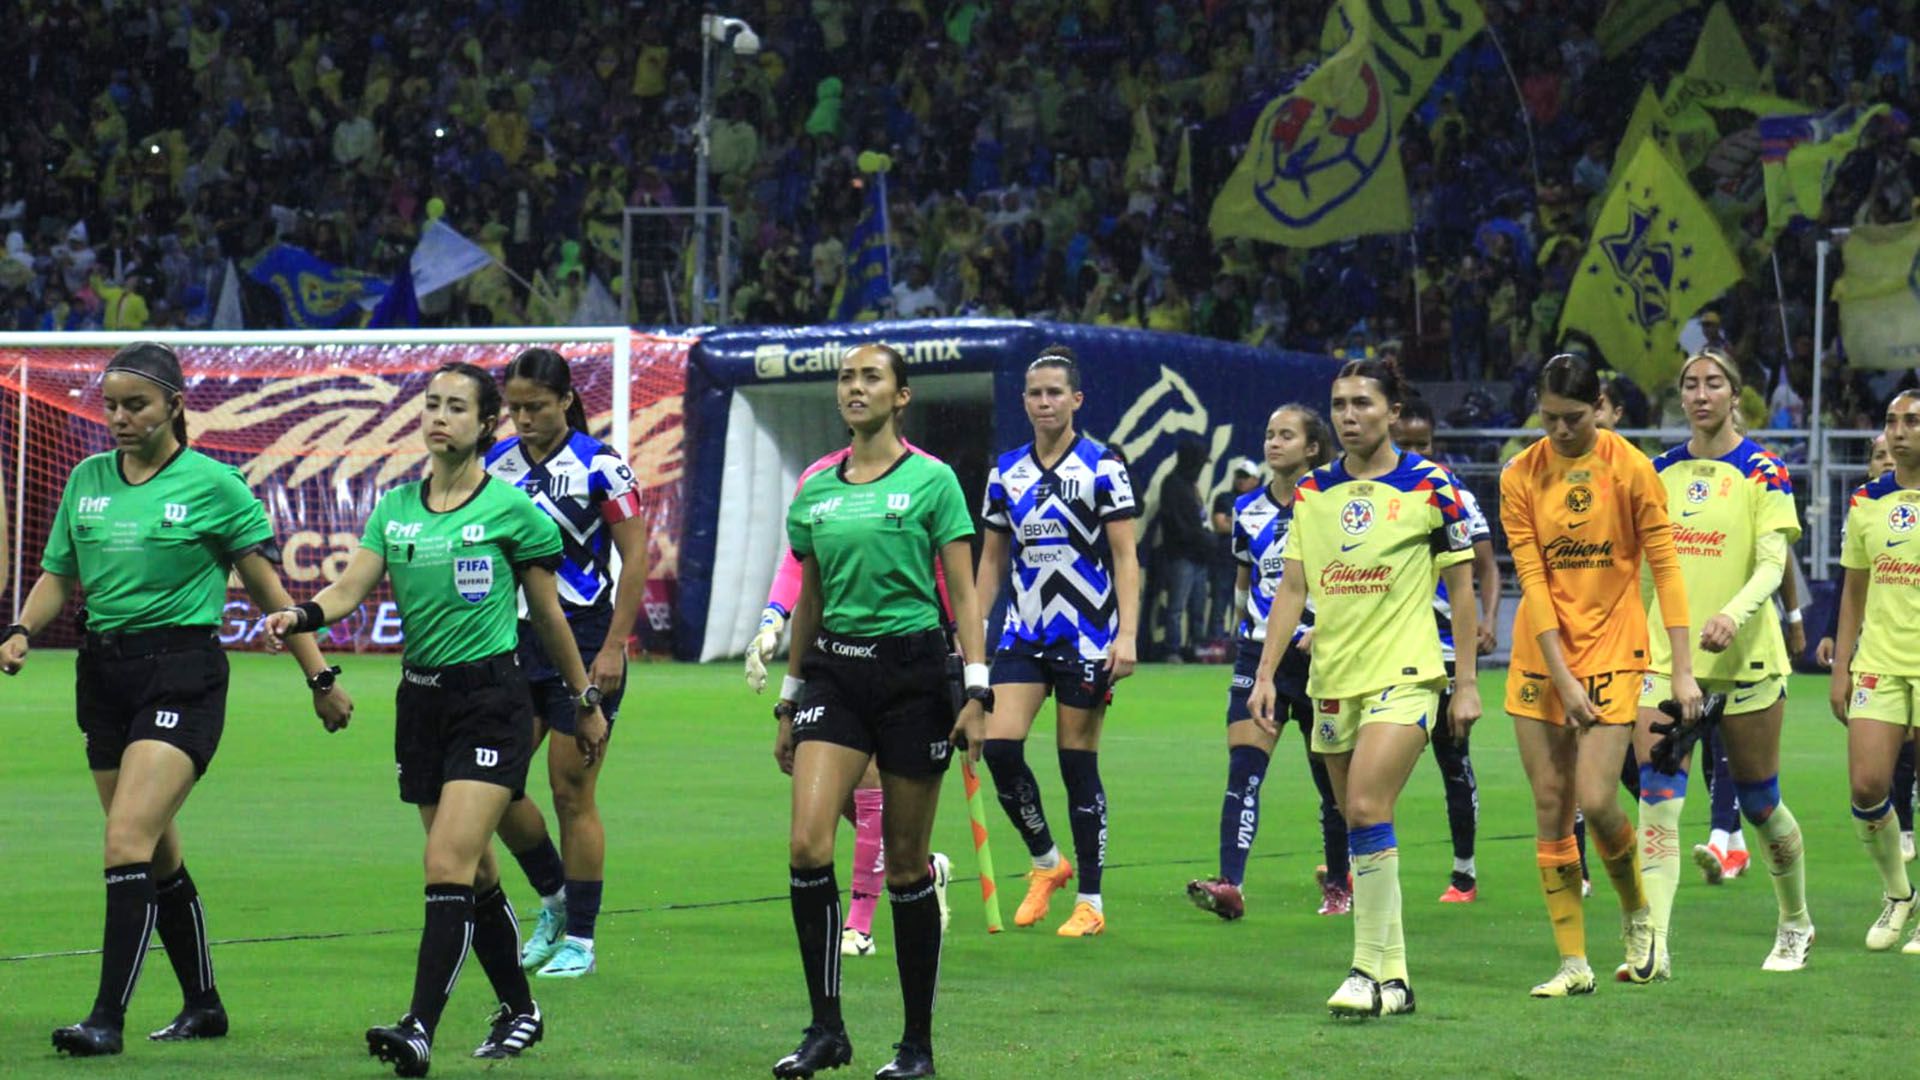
left=76, top=626, right=228, bottom=777
left=795, top=628, right=957, bottom=778
left=516, top=608, right=625, bottom=737
left=394, top=652, right=536, bottom=805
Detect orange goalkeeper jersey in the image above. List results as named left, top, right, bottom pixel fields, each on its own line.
left=1501, top=429, right=1688, bottom=680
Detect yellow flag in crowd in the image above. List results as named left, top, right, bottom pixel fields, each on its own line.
left=1560, top=138, right=1743, bottom=387
left=1660, top=3, right=1806, bottom=171
left=1125, top=104, right=1158, bottom=189
left=1835, top=221, right=1920, bottom=371
left=1681, top=2, right=1759, bottom=89
left=1318, top=0, right=1486, bottom=120
left=1610, top=86, right=1672, bottom=187
left=1596, top=0, right=1698, bottom=58
left=1761, top=104, right=1893, bottom=236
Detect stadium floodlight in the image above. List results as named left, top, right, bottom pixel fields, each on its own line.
left=693, top=13, right=760, bottom=325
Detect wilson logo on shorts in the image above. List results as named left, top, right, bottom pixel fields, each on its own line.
left=929, top=739, right=951, bottom=762
left=153, top=710, right=181, bottom=729
left=454, top=557, right=494, bottom=602
left=474, top=747, right=499, bottom=767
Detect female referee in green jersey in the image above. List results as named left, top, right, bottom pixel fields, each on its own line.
left=1247, top=358, right=1481, bottom=1019
left=2, top=342, right=352, bottom=1057
left=770, top=343, right=988, bottom=1080
left=264, top=362, right=606, bottom=1076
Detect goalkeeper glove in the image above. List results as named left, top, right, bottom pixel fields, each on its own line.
left=1649, top=691, right=1727, bottom=775
left=745, top=608, right=785, bottom=692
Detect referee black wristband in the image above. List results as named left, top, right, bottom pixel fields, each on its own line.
left=294, top=601, right=326, bottom=632
left=2, top=623, right=27, bottom=645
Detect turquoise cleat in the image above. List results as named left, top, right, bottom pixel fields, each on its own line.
left=520, top=904, right=566, bottom=971
left=536, top=937, right=596, bottom=979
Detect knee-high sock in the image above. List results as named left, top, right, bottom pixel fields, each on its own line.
left=1593, top=817, right=1647, bottom=914
left=564, top=879, right=602, bottom=941
left=1348, top=823, right=1402, bottom=980
left=1058, top=749, right=1107, bottom=897
left=1298, top=706, right=1349, bottom=881
left=472, top=885, right=534, bottom=1013
left=153, top=864, right=218, bottom=1009
left=1738, top=777, right=1807, bottom=924
left=1706, top=731, right=1742, bottom=835
left=1853, top=799, right=1911, bottom=897
left=1218, top=745, right=1269, bottom=885
left=982, top=739, right=1056, bottom=860
left=409, top=884, right=475, bottom=1037
left=1430, top=721, right=1479, bottom=871
left=889, top=875, right=942, bottom=1046
left=88, top=863, right=157, bottom=1029
left=1895, top=746, right=1918, bottom=833
left=511, top=836, right=567, bottom=902
left=1572, top=810, right=1590, bottom=879
left=847, top=788, right=886, bottom=935
left=1638, top=765, right=1688, bottom=952
left=1537, top=837, right=1586, bottom=959
left=789, top=865, right=842, bottom=1027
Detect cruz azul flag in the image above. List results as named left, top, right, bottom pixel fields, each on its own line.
left=835, top=176, right=890, bottom=321
left=1560, top=138, right=1743, bottom=386
left=1836, top=221, right=1920, bottom=371
left=247, top=244, right=388, bottom=329
left=1760, top=105, right=1901, bottom=235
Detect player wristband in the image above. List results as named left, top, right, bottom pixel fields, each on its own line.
left=964, top=662, right=990, bottom=691
left=780, top=674, right=806, bottom=701
left=291, top=601, right=326, bottom=632
left=1786, top=609, right=1803, bottom=624
left=3, top=623, right=28, bottom=645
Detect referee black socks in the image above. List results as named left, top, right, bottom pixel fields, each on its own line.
left=789, top=865, right=843, bottom=1028
left=409, top=884, right=475, bottom=1036
left=472, top=885, right=535, bottom=1014
left=88, top=863, right=157, bottom=1029
left=889, top=875, right=942, bottom=1047
left=154, top=865, right=220, bottom=1009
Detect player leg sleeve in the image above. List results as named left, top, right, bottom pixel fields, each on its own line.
left=1707, top=730, right=1742, bottom=837
left=982, top=739, right=1056, bottom=860
left=409, top=884, right=476, bottom=1037
left=888, top=874, right=942, bottom=1047
left=790, top=865, right=843, bottom=1028
left=847, top=788, right=886, bottom=935
left=471, top=885, right=535, bottom=1014
left=1739, top=777, right=1808, bottom=925
left=1430, top=717, right=1479, bottom=873
left=1637, top=765, right=1688, bottom=953
left=89, top=863, right=158, bottom=1029
left=1853, top=799, right=1913, bottom=898
left=1218, top=745, right=1269, bottom=886
left=1895, top=746, right=1918, bottom=833
left=1299, top=706, right=1350, bottom=882
left=1058, top=749, right=1107, bottom=898
left=153, top=865, right=219, bottom=1010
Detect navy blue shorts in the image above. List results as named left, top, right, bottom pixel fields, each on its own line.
left=515, top=608, right=626, bottom=737
left=1225, top=636, right=1310, bottom=725
left=990, top=640, right=1113, bottom=710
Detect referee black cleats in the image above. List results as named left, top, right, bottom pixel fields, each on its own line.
left=874, top=1041, right=936, bottom=1079
left=149, top=1003, right=229, bottom=1041
left=1649, top=692, right=1728, bottom=774
left=51, top=1020, right=123, bottom=1057
left=472, top=1002, right=544, bottom=1060
left=772, top=1023, right=853, bottom=1078
left=366, top=1014, right=432, bottom=1077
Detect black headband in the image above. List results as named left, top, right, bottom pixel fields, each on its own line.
left=105, top=345, right=184, bottom=395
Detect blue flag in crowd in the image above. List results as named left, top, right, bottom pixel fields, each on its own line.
left=248, top=244, right=389, bottom=329
left=836, top=179, right=891, bottom=321
left=368, top=263, right=420, bottom=328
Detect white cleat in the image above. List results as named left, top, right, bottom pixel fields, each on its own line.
left=1327, top=969, right=1381, bottom=1017
left=1377, top=978, right=1415, bottom=1016
left=1530, top=958, right=1596, bottom=998
left=1764, top=923, right=1815, bottom=971
left=1902, top=923, right=1920, bottom=956
left=839, top=928, right=876, bottom=957
left=930, top=852, right=952, bottom=933
left=1867, top=891, right=1917, bottom=951
left=1904, top=832, right=1916, bottom=863
left=1616, top=908, right=1658, bottom=984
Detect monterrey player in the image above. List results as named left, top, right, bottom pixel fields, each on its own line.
left=1832, top=389, right=1920, bottom=954
left=974, top=346, right=1141, bottom=937
left=1187, top=403, right=1350, bottom=920
left=1248, top=358, right=1481, bottom=1018
left=482, top=349, right=649, bottom=980
left=1635, top=352, right=1812, bottom=973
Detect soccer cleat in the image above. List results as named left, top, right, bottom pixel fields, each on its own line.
left=52, top=1021, right=123, bottom=1057
left=1867, top=890, right=1918, bottom=951
left=1905, top=832, right=1917, bottom=863
left=1616, top=908, right=1658, bottom=984
left=1013, top=858, right=1073, bottom=928
left=149, top=1004, right=229, bottom=1041
left=1693, top=843, right=1730, bottom=885
left=1530, top=958, right=1597, bottom=998
left=841, top=928, right=877, bottom=957
left=366, top=1014, right=432, bottom=1078
left=1724, top=849, right=1750, bottom=879
left=1903, top=924, right=1920, bottom=955
left=1327, top=968, right=1381, bottom=1017
left=930, top=852, right=952, bottom=933
left=520, top=902, right=566, bottom=970
left=1439, top=883, right=1477, bottom=903
left=1186, top=877, right=1245, bottom=921
left=536, top=937, right=595, bottom=978
left=873, top=1040, right=936, bottom=1079
left=1377, top=978, right=1416, bottom=1016
left=472, top=1001, right=544, bottom=1059
left=1764, top=923, right=1815, bottom=971
left=1056, top=901, right=1105, bottom=937
left=1318, top=881, right=1352, bottom=916
left=772, top=1023, right=853, bottom=1078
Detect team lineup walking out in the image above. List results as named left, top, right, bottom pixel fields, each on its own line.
left=973, top=346, right=1141, bottom=938
left=264, top=362, right=607, bottom=1076
left=485, top=348, right=651, bottom=980
left=4, top=343, right=354, bottom=1058
left=1248, top=358, right=1482, bottom=1018
left=1187, top=403, right=1350, bottom=921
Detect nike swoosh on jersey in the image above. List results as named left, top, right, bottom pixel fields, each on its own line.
left=1889, top=539, right=1911, bottom=548
left=1568, top=520, right=1589, bottom=529
left=1682, top=509, right=1704, bottom=517
left=1340, top=541, right=1364, bottom=552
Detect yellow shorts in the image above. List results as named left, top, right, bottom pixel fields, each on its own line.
left=1639, top=672, right=1786, bottom=714
left=1848, top=672, right=1920, bottom=729
left=1311, top=681, right=1443, bottom=754
left=1507, top=669, right=1640, bottom=727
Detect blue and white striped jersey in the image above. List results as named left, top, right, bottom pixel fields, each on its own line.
left=1231, top=485, right=1314, bottom=644
left=1433, top=482, right=1491, bottom=661
left=484, top=430, right=642, bottom=613
left=982, top=434, right=1138, bottom=659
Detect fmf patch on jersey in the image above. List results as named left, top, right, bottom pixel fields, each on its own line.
left=1340, top=499, right=1375, bottom=535
left=386, top=521, right=424, bottom=539
left=1890, top=505, right=1918, bottom=533
left=1686, top=479, right=1711, bottom=504
left=455, top=557, right=494, bottom=602
left=78, top=496, right=112, bottom=514
left=809, top=497, right=843, bottom=522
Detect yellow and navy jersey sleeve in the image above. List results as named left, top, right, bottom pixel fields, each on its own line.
left=1844, top=475, right=1920, bottom=676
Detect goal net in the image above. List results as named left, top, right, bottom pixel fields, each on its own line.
left=0, top=329, right=692, bottom=653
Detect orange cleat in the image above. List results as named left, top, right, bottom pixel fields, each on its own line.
left=1693, top=843, right=1731, bottom=885
left=1056, top=901, right=1105, bottom=937
left=1438, top=883, right=1478, bottom=903
left=1724, top=849, right=1751, bottom=879
left=1014, top=859, right=1074, bottom=928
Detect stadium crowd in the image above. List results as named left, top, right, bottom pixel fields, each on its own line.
left=2, top=1, right=1918, bottom=427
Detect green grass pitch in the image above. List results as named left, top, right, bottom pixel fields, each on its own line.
left=0, top=654, right=1902, bottom=1078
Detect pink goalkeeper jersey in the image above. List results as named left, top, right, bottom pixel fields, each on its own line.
left=766, top=440, right=952, bottom=618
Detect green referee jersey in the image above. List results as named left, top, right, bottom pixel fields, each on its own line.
left=42, top=448, right=275, bottom=633
left=360, top=474, right=563, bottom=668
left=787, top=451, right=975, bottom=638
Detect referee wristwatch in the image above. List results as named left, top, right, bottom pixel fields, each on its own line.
left=306, top=665, right=342, bottom=693
left=577, top=685, right=604, bottom=712
left=965, top=685, right=995, bottom=712
left=3, top=623, right=28, bottom=646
